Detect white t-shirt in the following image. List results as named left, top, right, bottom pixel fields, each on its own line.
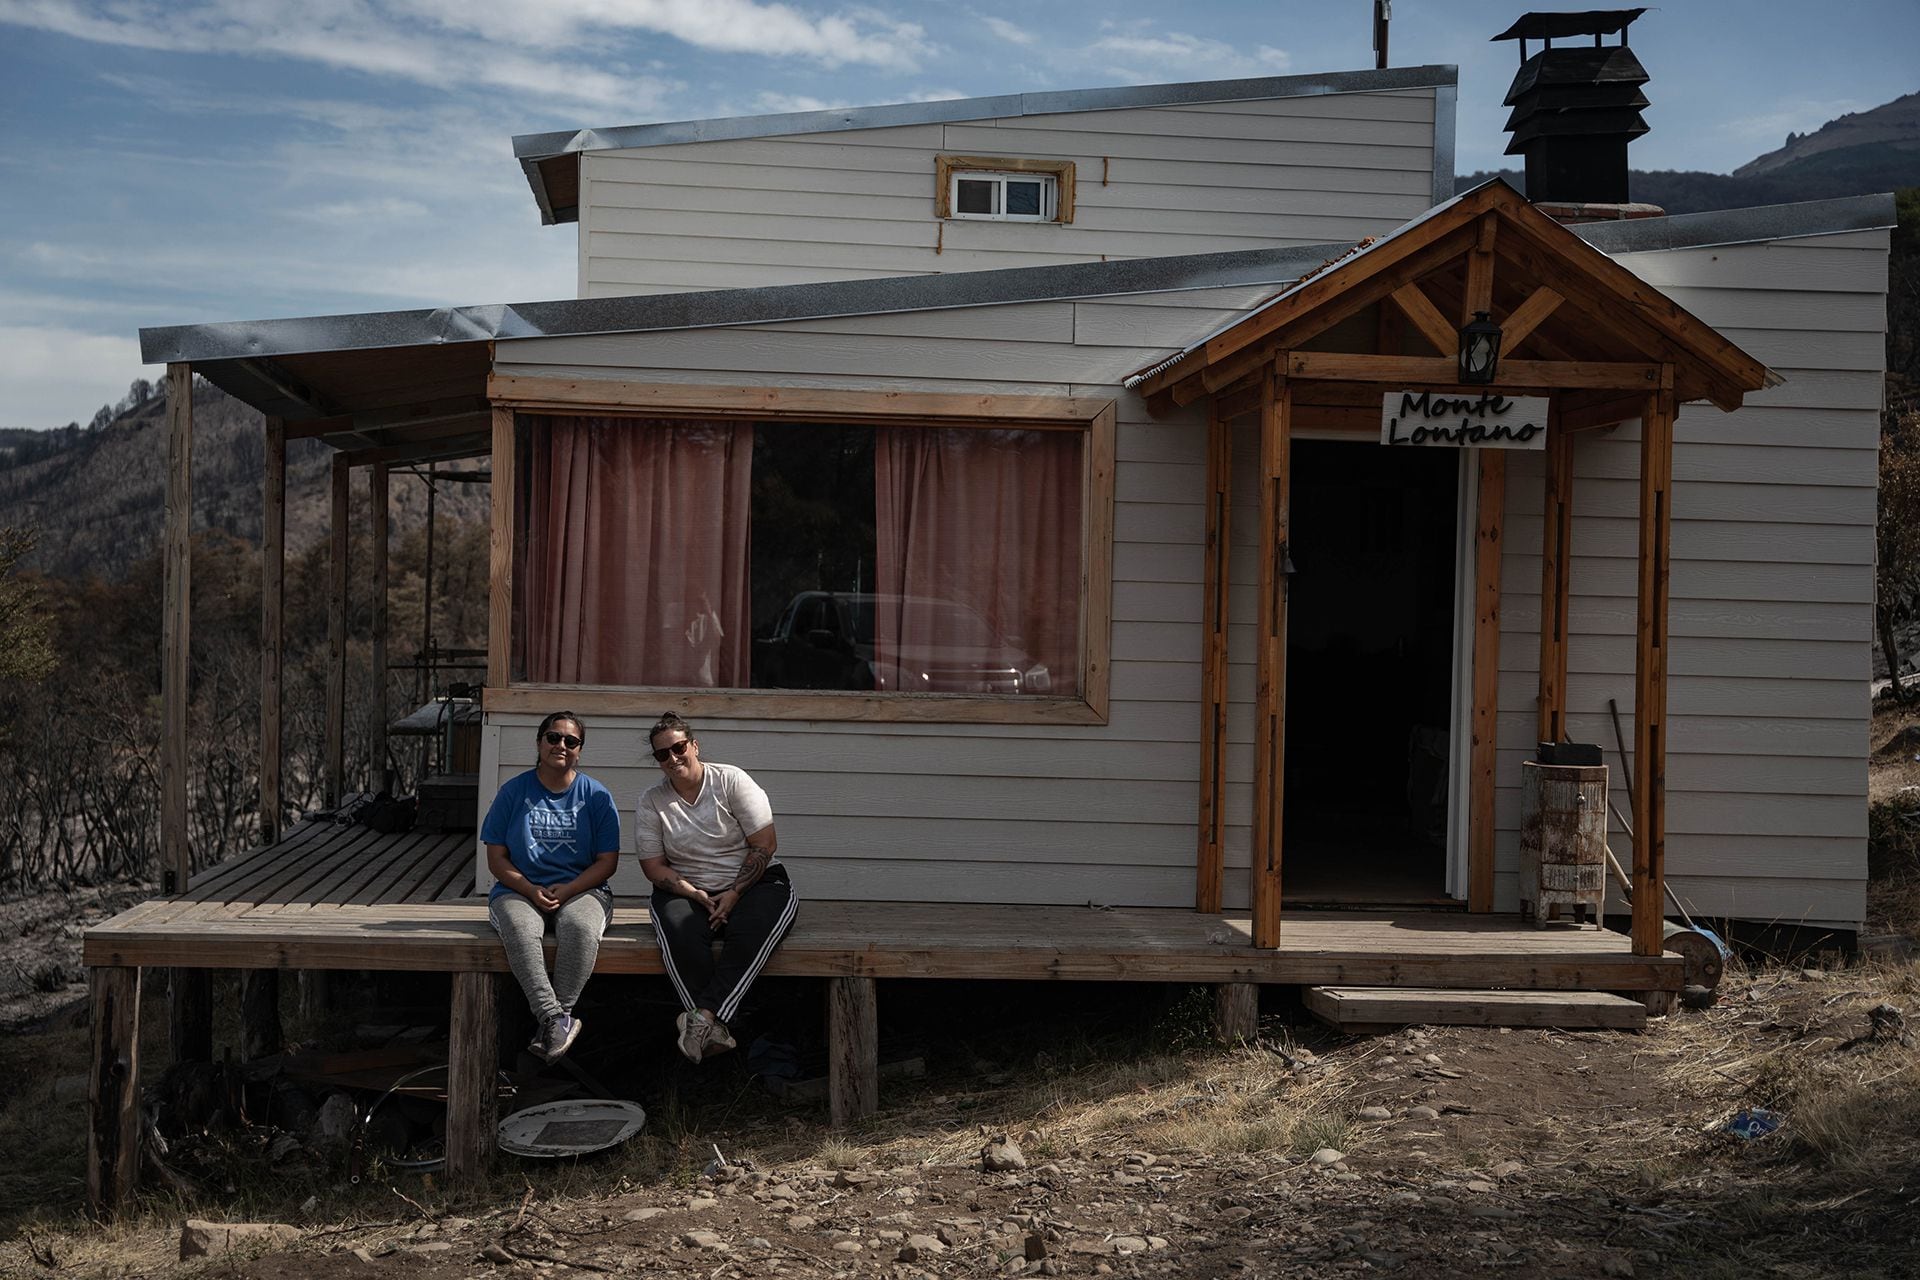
left=634, top=761, right=777, bottom=893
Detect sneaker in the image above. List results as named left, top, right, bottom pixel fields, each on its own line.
left=704, top=1017, right=737, bottom=1058
left=676, top=1010, right=716, bottom=1064
left=539, top=1013, right=582, bottom=1063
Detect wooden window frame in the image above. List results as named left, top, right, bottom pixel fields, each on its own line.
left=486, top=374, right=1114, bottom=726
left=935, top=155, right=1076, bottom=224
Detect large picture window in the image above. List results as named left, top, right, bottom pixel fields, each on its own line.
left=498, top=387, right=1112, bottom=724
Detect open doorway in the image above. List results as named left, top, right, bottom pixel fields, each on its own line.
left=1282, top=440, right=1461, bottom=906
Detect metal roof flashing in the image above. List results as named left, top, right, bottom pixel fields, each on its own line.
left=512, top=65, right=1460, bottom=227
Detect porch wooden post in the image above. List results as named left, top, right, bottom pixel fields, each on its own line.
left=1536, top=408, right=1574, bottom=742
left=162, top=363, right=192, bottom=895
left=260, top=416, right=285, bottom=843
left=1250, top=363, right=1291, bottom=947
left=1468, top=451, right=1506, bottom=913
left=370, top=463, right=390, bottom=790
left=445, top=970, right=499, bottom=1183
left=488, top=407, right=515, bottom=692
left=1631, top=385, right=1676, bottom=957
left=247, top=421, right=283, bottom=1062
left=325, top=455, right=348, bottom=806
left=829, top=976, right=879, bottom=1127
left=86, top=965, right=142, bottom=1218
left=1196, top=400, right=1231, bottom=913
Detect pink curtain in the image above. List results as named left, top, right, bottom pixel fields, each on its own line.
left=516, top=415, right=752, bottom=687
left=873, top=427, right=1082, bottom=697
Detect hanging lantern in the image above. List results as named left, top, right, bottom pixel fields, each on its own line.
left=1458, top=310, right=1502, bottom=385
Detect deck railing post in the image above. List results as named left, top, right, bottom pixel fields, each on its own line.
left=370, top=462, right=390, bottom=791
left=1631, top=385, right=1676, bottom=958
left=1250, top=363, right=1291, bottom=948
left=261, top=416, right=285, bottom=843
left=1468, top=451, right=1506, bottom=912
left=326, top=455, right=349, bottom=806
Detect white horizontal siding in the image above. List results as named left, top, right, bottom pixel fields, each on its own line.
left=577, top=89, right=1440, bottom=297
left=1493, top=227, right=1885, bottom=929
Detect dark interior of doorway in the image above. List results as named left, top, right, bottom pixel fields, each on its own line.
left=1282, top=440, right=1460, bottom=906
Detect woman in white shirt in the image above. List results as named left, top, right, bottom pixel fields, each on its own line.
left=635, top=712, right=799, bottom=1063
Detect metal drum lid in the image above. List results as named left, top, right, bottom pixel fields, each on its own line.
left=498, top=1099, right=647, bottom=1158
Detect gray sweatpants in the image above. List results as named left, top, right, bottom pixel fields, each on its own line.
left=488, top=891, right=613, bottom=1024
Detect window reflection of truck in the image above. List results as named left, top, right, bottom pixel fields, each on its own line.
left=753, top=591, right=1053, bottom=694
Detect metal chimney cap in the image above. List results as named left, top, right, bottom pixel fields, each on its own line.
left=1491, top=9, right=1646, bottom=43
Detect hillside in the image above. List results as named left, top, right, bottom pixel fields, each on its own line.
left=0, top=382, right=487, bottom=581
left=1737, top=91, right=1920, bottom=179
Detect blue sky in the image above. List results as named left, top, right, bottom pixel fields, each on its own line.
left=1, top=0, right=1915, bottom=431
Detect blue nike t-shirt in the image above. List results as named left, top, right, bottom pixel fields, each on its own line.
left=481, top=770, right=621, bottom=903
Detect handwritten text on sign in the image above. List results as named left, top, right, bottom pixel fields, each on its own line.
left=1380, top=391, right=1550, bottom=451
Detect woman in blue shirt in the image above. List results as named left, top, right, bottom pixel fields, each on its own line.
left=482, top=711, right=621, bottom=1063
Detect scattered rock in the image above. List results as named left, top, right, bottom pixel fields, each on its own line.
left=768, top=1182, right=797, bottom=1200
left=623, top=1206, right=667, bottom=1222
left=1490, top=1160, right=1526, bottom=1180
left=310, top=1093, right=357, bottom=1155
left=1218, top=1205, right=1254, bottom=1224
left=831, top=1239, right=864, bottom=1254
left=1112, top=1235, right=1150, bottom=1254
left=1357, top=1106, right=1392, bottom=1122
left=686, top=1195, right=719, bottom=1211
left=1408, top=1105, right=1440, bottom=1120
left=982, top=1136, right=1028, bottom=1171
left=1025, top=1233, right=1049, bottom=1261
left=788, top=1214, right=818, bottom=1231
left=896, top=1234, right=946, bottom=1262
left=682, top=1229, right=728, bottom=1250
left=480, top=1242, right=514, bottom=1264
left=179, top=1221, right=301, bottom=1261
left=748, top=1237, right=772, bottom=1250
left=1465, top=1180, right=1497, bottom=1194
left=1600, top=1253, right=1636, bottom=1278
left=401, top=1241, right=452, bottom=1254
left=1309, top=1148, right=1345, bottom=1167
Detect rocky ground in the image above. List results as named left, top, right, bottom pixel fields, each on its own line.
left=6, top=959, right=1919, bottom=1280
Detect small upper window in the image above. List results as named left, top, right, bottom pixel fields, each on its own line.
left=951, top=171, right=1056, bottom=222
left=935, top=155, right=1075, bottom=223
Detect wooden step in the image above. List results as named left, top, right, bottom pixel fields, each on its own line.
left=1304, top=986, right=1647, bottom=1033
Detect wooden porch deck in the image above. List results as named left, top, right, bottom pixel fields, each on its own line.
left=84, top=814, right=1682, bottom=993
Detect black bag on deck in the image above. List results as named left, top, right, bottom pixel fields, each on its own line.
left=364, top=790, right=418, bottom=834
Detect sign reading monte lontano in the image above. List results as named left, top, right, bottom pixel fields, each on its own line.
left=1379, top=391, right=1550, bottom=450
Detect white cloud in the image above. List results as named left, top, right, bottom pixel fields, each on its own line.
left=1089, top=30, right=1291, bottom=80
left=753, top=92, right=855, bottom=115
left=0, top=326, right=145, bottom=431
left=981, top=15, right=1033, bottom=46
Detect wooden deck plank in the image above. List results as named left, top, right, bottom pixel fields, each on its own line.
left=405, top=835, right=478, bottom=904
left=182, top=819, right=352, bottom=901
left=259, top=826, right=411, bottom=905
left=1304, top=986, right=1649, bottom=1031
left=289, top=828, right=437, bottom=907
left=83, top=900, right=1682, bottom=990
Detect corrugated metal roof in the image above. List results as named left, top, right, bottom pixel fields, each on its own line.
left=140, top=191, right=1895, bottom=371
left=512, top=65, right=1461, bottom=225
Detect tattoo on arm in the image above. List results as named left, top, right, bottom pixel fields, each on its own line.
left=730, top=844, right=774, bottom=894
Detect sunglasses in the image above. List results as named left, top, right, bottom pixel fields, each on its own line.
left=542, top=731, right=583, bottom=750
left=652, top=739, right=692, bottom=764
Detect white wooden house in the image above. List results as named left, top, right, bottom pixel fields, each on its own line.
left=85, top=57, right=1891, bottom=1208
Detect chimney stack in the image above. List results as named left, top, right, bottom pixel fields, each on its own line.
left=1495, top=8, right=1660, bottom=221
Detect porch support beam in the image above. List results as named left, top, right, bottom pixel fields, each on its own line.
left=1536, top=407, right=1575, bottom=743
left=1631, top=384, right=1677, bottom=957
left=445, top=971, right=499, bottom=1183
left=162, top=363, right=192, bottom=895
left=86, top=965, right=142, bottom=1218
left=1251, top=362, right=1291, bottom=948
left=488, top=407, right=515, bottom=693
left=1196, top=401, right=1231, bottom=913
left=1284, top=352, right=1665, bottom=390
left=829, top=976, right=879, bottom=1127
left=325, top=455, right=348, bottom=806
left=261, top=417, right=285, bottom=843
left=1388, top=283, right=1456, bottom=354
left=370, top=463, right=390, bottom=790
left=1468, top=450, right=1506, bottom=913
left=1463, top=213, right=1497, bottom=320
left=1500, top=285, right=1565, bottom=354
